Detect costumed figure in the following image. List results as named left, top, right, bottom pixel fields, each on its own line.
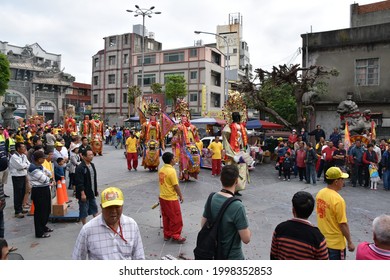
left=139, top=102, right=165, bottom=171
left=170, top=127, right=180, bottom=162
left=175, top=99, right=200, bottom=180
left=222, top=90, right=255, bottom=193
left=89, top=114, right=104, bottom=156
left=63, top=104, right=77, bottom=134
left=80, top=115, right=91, bottom=138
left=337, top=92, right=374, bottom=135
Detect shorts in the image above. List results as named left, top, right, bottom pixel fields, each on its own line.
left=0, top=169, right=9, bottom=185
left=78, top=198, right=98, bottom=219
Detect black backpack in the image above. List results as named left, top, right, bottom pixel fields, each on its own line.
left=193, top=192, right=241, bottom=260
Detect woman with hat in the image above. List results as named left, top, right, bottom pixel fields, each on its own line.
left=68, top=143, right=81, bottom=194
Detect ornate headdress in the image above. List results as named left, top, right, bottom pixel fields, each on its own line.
left=222, top=90, right=247, bottom=124
left=174, top=98, right=190, bottom=120
left=92, top=113, right=101, bottom=120
left=145, top=102, right=161, bottom=117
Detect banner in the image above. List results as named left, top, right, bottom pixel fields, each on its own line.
left=137, top=107, right=146, bottom=126
left=344, top=122, right=351, bottom=151
left=201, top=85, right=207, bottom=116
left=371, top=120, right=376, bottom=140
left=161, top=112, right=175, bottom=138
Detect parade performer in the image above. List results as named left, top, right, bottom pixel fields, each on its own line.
left=222, top=90, right=255, bottom=194
left=175, top=99, right=200, bottom=181
left=89, top=114, right=104, bottom=156
left=80, top=115, right=91, bottom=138
left=139, top=103, right=165, bottom=171
left=63, top=105, right=77, bottom=135
left=170, top=127, right=180, bottom=162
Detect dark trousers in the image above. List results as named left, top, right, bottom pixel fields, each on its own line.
left=12, top=176, right=26, bottom=214
left=323, top=161, right=334, bottom=177
left=283, top=168, right=291, bottom=179
left=31, top=186, right=51, bottom=237
left=211, top=159, right=222, bottom=175
left=0, top=210, right=4, bottom=238
left=328, top=248, right=346, bottom=260
left=297, top=166, right=306, bottom=181
left=364, top=165, right=370, bottom=187
left=352, top=163, right=364, bottom=187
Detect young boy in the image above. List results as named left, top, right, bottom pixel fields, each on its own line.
left=54, top=157, right=66, bottom=182
left=282, top=152, right=293, bottom=181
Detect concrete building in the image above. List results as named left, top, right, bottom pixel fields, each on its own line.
left=131, top=45, right=226, bottom=117
left=91, top=26, right=162, bottom=125
left=64, top=82, right=92, bottom=120
left=216, top=13, right=252, bottom=82
left=0, top=41, right=74, bottom=123
left=301, top=1, right=390, bottom=136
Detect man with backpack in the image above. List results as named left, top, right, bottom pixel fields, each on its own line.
left=196, top=165, right=251, bottom=259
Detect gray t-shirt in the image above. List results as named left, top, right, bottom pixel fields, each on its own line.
left=87, top=164, right=95, bottom=191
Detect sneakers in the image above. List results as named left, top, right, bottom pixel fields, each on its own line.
left=287, top=179, right=290, bottom=182
left=283, top=178, right=286, bottom=181
left=15, top=213, right=25, bottom=218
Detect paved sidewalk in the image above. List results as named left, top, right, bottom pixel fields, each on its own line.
left=3, top=145, right=388, bottom=259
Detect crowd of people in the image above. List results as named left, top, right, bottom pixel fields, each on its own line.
left=274, top=124, right=390, bottom=191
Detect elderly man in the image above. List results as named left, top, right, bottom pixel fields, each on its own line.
left=356, top=214, right=390, bottom=260
left=72, top=187, right=144, bottom=260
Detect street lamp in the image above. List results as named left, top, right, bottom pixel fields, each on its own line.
left=194, top=30, right=229, bottom=102
left=126, top=6, right=161, bottom=99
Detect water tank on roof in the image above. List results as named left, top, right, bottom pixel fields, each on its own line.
left=149, top=32, right=155, bottom=39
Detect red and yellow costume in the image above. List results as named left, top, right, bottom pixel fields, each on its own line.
left=89, top=115, right=104, bottom=156
left=63, top=105, right=77, bottom=134
left=175, top=99, right=200, bottom=181
left=140, top=103, right=165, bottom=171
left=80, top=115, right=91, bottom=138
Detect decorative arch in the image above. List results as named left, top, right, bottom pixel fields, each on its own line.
left=4, top=89, right=30, bottom=107
left=35, top=99, right=57, bottom=111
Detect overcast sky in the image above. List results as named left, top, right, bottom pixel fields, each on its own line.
left=0, top=0, right=375, bottom=83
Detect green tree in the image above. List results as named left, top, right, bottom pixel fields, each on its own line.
left=240, top=64, right=338, bottom=128
left=151, top=83, right=163, bottom=94
left=0, top=54, right=11, bottom=96
left=127, top=85, right=141, bottom=115
left=164, top=75, right=187, bottom=109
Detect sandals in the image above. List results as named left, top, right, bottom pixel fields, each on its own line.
left=37, top=233, right=51, bottom=238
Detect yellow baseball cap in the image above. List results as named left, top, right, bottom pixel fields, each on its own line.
left=55, top=141, right=63, bottom=147
left=325, top=167, right=349, bottom=180
left=101, top=187, right=124, bottom=208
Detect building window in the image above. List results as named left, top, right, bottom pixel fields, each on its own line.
left=108, top=93, right=115, bottom=103
left=109, top=56, right=116, bottom=66
left=94, top=58, right=99, bottom=68
left=123, top=73, right=128, bottom=84
left=233, top=48, right=238, bottom=54
left=211, top=71, right=221, bottom=87
left=137, top=74, right=156, bottom=86
left=109, top=36, right=116, bottom=47
left=123, top=54, right=129, bottom=64
left=124, top=34, right=129, bottom=45
left=190, top=71, right=198, bottom=80
left=164, top=72, right=185, bottom=83
left=137, top=54, right=156, bottom=65
left=108, top=74, right=115, bottom=84
left=123, top=92, right=128, bottom=103
left=190, top=49, right=198, bottom=57
left=190, top=92, right=198, bottom=102
left=164, top=52, right=184, bottom=63
left=93, top=76, right=98, bottom=86
left=211, top=51, right=221, bottom=65
left=93, top=94, right=98, bottom=104
left=210, top=92, right=221, bottom=108
left=355, top=58, right=379, bottom=86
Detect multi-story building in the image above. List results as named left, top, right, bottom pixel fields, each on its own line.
left=0, top=41, right=74, bottom=123
left=64, top=82, right=92, bottom=120
left=131, top=45, right=226, bottom=117
left=216, top=13, right=252, bottom=82
left=91, top=25, right=162, bottom=125
left=301, top=1, right=390, bottom=136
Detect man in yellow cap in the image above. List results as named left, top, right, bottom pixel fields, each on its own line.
left=72, top=187, right=145, bottom=260
left=316, top=167, right=355, bottom=260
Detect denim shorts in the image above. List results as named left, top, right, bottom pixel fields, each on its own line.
left=78, top=198, right=98, bottom=219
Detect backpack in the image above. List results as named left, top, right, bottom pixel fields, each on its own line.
left=0, top=145, right=8, bottom=172
left=193, top=192, right=241, bottom=260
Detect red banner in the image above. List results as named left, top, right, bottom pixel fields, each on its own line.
left=161, top=112, right=175, bottom=138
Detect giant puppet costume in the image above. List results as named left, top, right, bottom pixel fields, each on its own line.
left=89, top=114, right=104, bottom=156
left=222, top=90, right=255, bottom=193
left=80, top=114, right=91, bottom=138
left=63, top=105, right=77, bottom=134
left=175, top=99, right=200, bottom=181
left=139, top=102, right=165, bottom=171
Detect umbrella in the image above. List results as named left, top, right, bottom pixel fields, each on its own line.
left=246, top=119, right=283, bottom=130
left=190, top=117, right=226, bottom=125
